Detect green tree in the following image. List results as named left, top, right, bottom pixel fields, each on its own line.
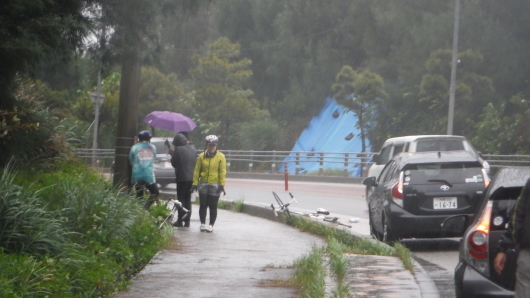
left=75, top=68, right=190, bottom=148
left=0, top=0, right=90, bottom=111
left=418, top=49, right=494, bottom=135
left=332, top=66, right=386, bottom=155
left=473, top=94, right=530, bottom=155
left=237, top=118, right=285, bottom=151
left=1, top=78, right=75, bottom=167
left=190, top=37, right=261, bottom=147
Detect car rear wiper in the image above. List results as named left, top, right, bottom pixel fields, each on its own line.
left=427, top=179, right=453, bottom=187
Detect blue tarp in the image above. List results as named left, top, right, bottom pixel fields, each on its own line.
left=283, top=97, right=369, bottom=177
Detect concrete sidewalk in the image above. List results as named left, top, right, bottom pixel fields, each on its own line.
left=117, top=205, right=440, bottom=298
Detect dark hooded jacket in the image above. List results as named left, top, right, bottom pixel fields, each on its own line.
left=170, top=133, right=197, bottom=181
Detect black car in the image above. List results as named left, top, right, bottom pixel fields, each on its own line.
left=442, top=167, right=530, bottom=297
left=363, top=150, right=490, bottom=242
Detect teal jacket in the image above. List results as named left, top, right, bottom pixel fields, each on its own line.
left=129, top=141, right=157, bottom=184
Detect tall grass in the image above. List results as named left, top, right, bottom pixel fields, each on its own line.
left=292, top=246, right=326, bottom=297
left=292, top=216, right=395, bottom=256
left=288, top=216, right=415, bottom=297
left=0, top=166, right=69, bottom=256
left=216, top=199, right=245, bottom=212
left=393, top=242, right=415, bottom=273
left=0, top=161, right=170, bottom=296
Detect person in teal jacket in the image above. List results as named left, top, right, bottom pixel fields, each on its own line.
left=129, top=130, right=159, bottom=208
left=191, top=135, right=226, bottom=233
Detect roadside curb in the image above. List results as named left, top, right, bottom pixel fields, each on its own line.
left=413, top=258, right=441, bottom=297
left=233, top=200, right=440, bottom=297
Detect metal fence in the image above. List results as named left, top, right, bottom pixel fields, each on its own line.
left=222, top=150, right=371, bottom=176
left=73, top=148, right=530, bottom=177
left=482, top=154, right=530, bottom=168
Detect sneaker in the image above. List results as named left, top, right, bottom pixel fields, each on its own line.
left=205, top=225, right=214, bottom=233
left=200, top=224, right=206, bottom=232
left=184, top=222, right=190, bottom=227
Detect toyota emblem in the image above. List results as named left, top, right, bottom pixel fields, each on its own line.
left=440, top=185, right=450, bottom=191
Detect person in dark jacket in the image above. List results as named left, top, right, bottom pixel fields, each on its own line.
left=495, top=178, right=530, bottom=297
left=170, top=133, right=197, bottom=227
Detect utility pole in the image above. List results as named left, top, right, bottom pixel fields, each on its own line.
left=447, top=0, right=460, bottom=135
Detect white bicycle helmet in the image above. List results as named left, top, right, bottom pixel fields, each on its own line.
left=205, top=135, right=219, bottom=145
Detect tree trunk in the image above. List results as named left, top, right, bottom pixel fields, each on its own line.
left=113, top=48, right=141, bottom=190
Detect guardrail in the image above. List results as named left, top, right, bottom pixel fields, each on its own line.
left=73, top=149, right=530, bottom=177
left=482, top=154, right=530, bottom=168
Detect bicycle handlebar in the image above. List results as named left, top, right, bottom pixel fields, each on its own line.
left=284, top=193, right=298, bottom=207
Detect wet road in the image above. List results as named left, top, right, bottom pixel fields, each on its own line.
left=162, top=178, right=459, bottom=296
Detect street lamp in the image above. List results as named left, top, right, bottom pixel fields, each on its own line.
left=90, top=91, right=105, bottom=167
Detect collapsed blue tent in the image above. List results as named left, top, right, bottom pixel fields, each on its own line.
left=283, top=97, right=369, bottom=177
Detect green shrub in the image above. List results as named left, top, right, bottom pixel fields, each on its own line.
left=1, top=78, right=78, bottom=169
left=0, top=249, right=55, bottom=297
left=0, top=166, right=70, bottom=256
left=0, top=161, right=170, bottom=296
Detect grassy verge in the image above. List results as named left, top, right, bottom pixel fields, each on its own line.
left=1, top=161, right=171, bottom=297
left=393, top=242, right=415, bottom=272
left=290, top=216, right=415, bottom=297
left=292, top=246, right=327, bottom=297
left=211, top=198, right=415, bottom=297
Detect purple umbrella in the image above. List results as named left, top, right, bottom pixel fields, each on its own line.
left=142, top=111, right=196, bottom=132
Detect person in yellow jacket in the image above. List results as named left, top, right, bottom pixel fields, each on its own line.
left=191, top=135, right=226, bottom=233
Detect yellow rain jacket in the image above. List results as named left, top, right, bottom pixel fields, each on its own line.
left=193, top=151, right=226, bottom=186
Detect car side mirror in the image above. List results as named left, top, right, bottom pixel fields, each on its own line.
left=371, top=154, right=379, bottom=163
left=362, top=176, right=377, bottom=187
left=441, top=215, right=468, bottom=234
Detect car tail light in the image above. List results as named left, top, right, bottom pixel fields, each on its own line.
left=391, top=171, right=404, bottom=207
left=464, top=201, right=492, bottom=275
left=468, top=231, right=488, bottom=259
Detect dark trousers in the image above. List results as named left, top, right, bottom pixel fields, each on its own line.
left=176, top=180, right=193, bottom=224
left=199, top=193, right=220, bottom=226
left=134, top=181, right=159, bottom=208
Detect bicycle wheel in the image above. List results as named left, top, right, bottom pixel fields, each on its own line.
left=272, top=192, right=284, bottom=209
left=272, top=192, right=293, bottom=223
left=158, top=204, right=178, bottom=229
left=158, top=213, right=173, bottom=229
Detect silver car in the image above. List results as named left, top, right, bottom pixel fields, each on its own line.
left=150, top=137, right=175, bottom=188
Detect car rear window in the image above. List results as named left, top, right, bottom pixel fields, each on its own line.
left=403, top=162, right=484, bottom=184
left=151, top=141, right=170, bottom=155
left=490, top=187, right=522, bottom=231
left=416, top=139, right=465, bottom=152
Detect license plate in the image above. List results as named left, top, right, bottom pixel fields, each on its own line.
left=433, top=197, right=457, bottom=209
